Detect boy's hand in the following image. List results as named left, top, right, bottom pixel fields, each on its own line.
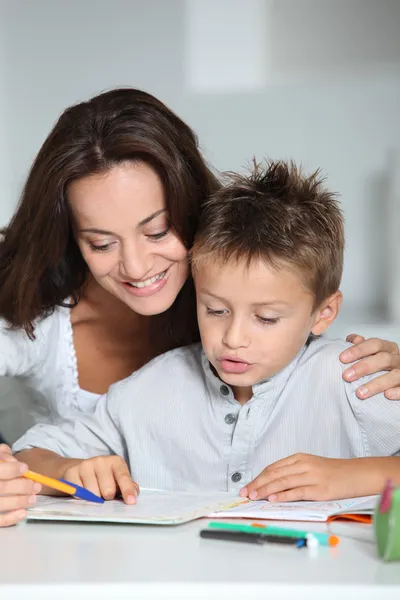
left=240, top=453, right=377, bottom=502
left=63, top=456, right=139, bottom=505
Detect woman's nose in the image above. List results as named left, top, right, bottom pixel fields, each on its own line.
left=119, top=243, right=154, bottom=281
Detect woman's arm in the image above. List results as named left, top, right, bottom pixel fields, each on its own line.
left=340, top=335, right=400, bottom=399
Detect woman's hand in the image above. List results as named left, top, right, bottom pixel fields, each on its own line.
left=0, top=444, right=41, bottom=527
left=340, top=335, right=400, bottom=400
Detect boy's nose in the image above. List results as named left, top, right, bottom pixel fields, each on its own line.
left=222, top=322, right=250, bottom=349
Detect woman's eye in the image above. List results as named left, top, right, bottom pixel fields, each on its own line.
left=147, top=228, right=170, bottom=241
left=258, top=316, right=280, bottom=325
left=89, top=242, right=113, bottom=252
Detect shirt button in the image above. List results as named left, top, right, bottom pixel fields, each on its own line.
left=231, top=472, right=242, bottom=483
left=220, top=385, right=230, bottom=396
left=224, top=413, right=237, bottom=425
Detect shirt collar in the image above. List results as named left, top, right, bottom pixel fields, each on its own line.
left=200, top=337, right=313, bottom=399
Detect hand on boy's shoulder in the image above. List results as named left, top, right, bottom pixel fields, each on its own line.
left=340, top=335, right=400, bottom=400
left=306, top=336, right=389, bottom=400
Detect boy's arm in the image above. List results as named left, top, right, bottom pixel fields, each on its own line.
left=12, top=386, right=125, bottom=461
left=15, top=448, right=138, bottom=503
left=15, top=448, right=81, bottom=483
left=242, top=371, right=400, bottom=502
left=13, top=383, right=139, bottom=503
left=358, top=456, right=400, bottom=489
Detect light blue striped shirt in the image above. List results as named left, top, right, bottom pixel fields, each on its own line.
left=13, top=337, right=400, bottom=493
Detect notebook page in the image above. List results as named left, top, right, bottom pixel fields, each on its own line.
left=209, top=495, right=378, bottom=522
left=27, top=489, right=244, bottom=525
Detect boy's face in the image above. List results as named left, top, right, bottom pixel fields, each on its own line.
left=195, top=258, right=339, bottom=402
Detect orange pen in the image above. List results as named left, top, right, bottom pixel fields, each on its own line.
left=1, top=460, right=104, bottom=503
left=23, top=469, right=104, bottom=503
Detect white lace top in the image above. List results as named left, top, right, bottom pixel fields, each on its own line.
left=0, top=305, right=100, bottom=425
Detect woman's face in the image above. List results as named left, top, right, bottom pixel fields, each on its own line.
left=68, top=161, right=189, bottom=315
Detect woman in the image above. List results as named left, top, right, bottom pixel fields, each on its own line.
left=0, top=88, right=399, bottom=527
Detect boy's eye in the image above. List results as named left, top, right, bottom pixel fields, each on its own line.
left=206, top=307, right=227, bottom=317
left=146, top=228, right=170, bottom=241
left=89, top=242, right=113, bottom=252
left=257, top=316, right=280, bottom=325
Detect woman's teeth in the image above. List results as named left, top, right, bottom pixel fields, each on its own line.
left=127, top=270, right=167, bottom=288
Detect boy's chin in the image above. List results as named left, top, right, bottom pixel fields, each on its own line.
left=216, top=369, right=260, bottom=389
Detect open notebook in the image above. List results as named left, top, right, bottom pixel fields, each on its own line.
left=210, top=495, right=378, bottom=523
left=26, top=489, right=244, bottom=525
left=27, top=490, right=377, bottom=525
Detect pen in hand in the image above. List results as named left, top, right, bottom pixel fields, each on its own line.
left=12, top=465, right=104, bottom=504
left=29, top=470, right=104, bottom=503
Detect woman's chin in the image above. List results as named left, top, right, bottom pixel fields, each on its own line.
left=120, top=283, right=182, bottom=316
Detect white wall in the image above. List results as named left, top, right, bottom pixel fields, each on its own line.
left=1, top=0, right=400, bottom=335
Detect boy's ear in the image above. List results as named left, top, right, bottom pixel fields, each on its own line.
left=311, top=291, right=343, bottom=336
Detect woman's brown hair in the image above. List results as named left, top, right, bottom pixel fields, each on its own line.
left=0, top=88, right=220, bottom=345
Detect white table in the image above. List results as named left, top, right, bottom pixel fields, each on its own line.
left=1, top=518, right=399, bottom=600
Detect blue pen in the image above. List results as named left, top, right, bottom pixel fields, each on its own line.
left=58, top=478, right=104, bottom=503
left=2, top=461, right=105, bottom=504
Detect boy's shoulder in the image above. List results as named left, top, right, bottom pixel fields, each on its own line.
left=298, top=335, right=384, bottom=391
left=143, top=343, right=204, bottom=375
left=109, top=343, right=204, bottom=395
left=282, top=337, right=352, bottom=401
left=297, top=336, right=353, bottom=378
left=301, top=335, right=389, bottom=396
left=301, top=336, right=352, bottom=362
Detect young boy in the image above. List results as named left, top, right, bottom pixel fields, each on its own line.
left=14, top=160, right=400, bottom=504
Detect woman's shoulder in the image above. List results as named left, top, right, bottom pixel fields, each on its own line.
left=110, top=343, right=203, bottom=395
left=0, top=302, right=73, bottom=380
left=0, top=302, right=71, bottom=347
left=35, top=303, right=74, bottom=344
